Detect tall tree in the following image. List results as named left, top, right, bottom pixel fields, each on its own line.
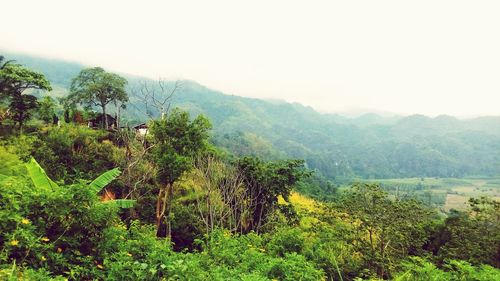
left=426, top=197, right=500, bottom=267
left=9, top=94, right=39, bottom=132
left=68, top=67, right=128, bottom=129
left=38, top=96, right=56, bottom=124
left=0, top=60, right=51, bottom=98
left=130, top=79, right=181, bottom=120
left=340, top=183, right=434, bottom=278
left=150, top=108, right=212, bottom=237
left=0, top=58, right=52, bottom=131
left=236, top=157, right=310, bottom=233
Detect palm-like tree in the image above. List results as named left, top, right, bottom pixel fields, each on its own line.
left=0, top=55, right=14, bottom=69
left=24, top=158, right=135, bottom=208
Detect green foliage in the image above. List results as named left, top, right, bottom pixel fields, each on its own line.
left=28, top=157, right=134, bottom=209
left=31, top=124, right=118, bottom=182
left=425, top=197, right=500, bottom=267
left=295, top=172, right=338, bottom=201
left=102, top=199, right=136, bottom=209
left=0, top=58, right=52, bottom=132
left=0, top=124, right=498, bottom=280
left=0, top=171, right=118, bottom=278
left=198, top=229, right=324, bottom=281
left=94, top=225, right=324, bottom=281
left=236, top=157, right=311, bottom=233
left=38, top=96, right=57, bottom=124
left=89, top=168, right=121, bottom=194
left=0, top=265, right=67, bottom=281
left=150, top=109, right=212, bottom=185
left=340, top=183, right=435, bottom=278
left=0, top=146, right=25, bottom=177
left=0, top=55, right=498, bottom=279
left=150, top=108, right=212, bottom=237
left=9, top=93, right=39, bottom=130
left=0, top=60, right=52, bottom=97
left=25, top=158, right=59, bottom=190
left=8, top=52, right=500, bottom=179
left=266, top=227, right=305, bottom=257
left=391, top=257, right=500, bottom=281
left=213, top=131, right=285, bottom=160
left=67, top=67, right=128, bottom=129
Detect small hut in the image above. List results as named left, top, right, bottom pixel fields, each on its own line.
left=87, top=113, right=117, bottom=129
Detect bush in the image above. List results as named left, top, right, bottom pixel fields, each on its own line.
left=391, top=257, right=500, bottom=281
left=267, top=227, right=305, bottom=257
left=32, top=124, right=118, bottom=182
left=0, top=171, right=118, bottom=279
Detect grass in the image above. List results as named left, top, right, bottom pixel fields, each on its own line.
left=444, top=194, right=469, bottom=212
left=346, top=177, right=500, bottom=211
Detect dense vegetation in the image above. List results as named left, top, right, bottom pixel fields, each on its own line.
left=3, top=52, right=500, bottom=181
left=0, top=54, right=499, bottom=280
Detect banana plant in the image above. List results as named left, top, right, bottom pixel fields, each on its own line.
left=25, top=158, right=135, bottom=208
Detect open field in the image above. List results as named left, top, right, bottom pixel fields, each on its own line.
left=345, top=177, right=500, bottom=212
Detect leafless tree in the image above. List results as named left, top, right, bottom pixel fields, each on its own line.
left=114, top=128, right=156, bottom=219
left=193, top=155, right=251, bottom=235
left=130, top=79, right=181, bottom=120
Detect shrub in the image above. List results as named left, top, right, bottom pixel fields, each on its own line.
left=0, top=166, right=118, bottom=279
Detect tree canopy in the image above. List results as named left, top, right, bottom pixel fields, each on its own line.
left=0, top=58, right=52, bottom=131
left=0, top=54, right=499, bottom=281
left=0, top=61, right=51, bottom=98
left=150, top=108, right=212, bottom=237
left=68, top=67, right=128, bottom=129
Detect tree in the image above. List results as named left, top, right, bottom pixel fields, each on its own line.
left=130, top=79, right=181, bottom=120
left=68, top=67, right=128, bottom=129
left=426, top=197, right=500, bottom=267
left=0, top=61, right=51, bottom=99
left=0, top=55, right=15, bottom=95
left=193, top=154, right=246, bottom=235
left=0, top=55, right=12, bottom=69
left=25, top=157, right=135, bottom=208
left=340, top=183, right=434, bottom=278
left=38, top=96, right=56, bottom=124
left=9, top=93, right=38, bottom=132
left=150, top=108, right=212, bottom=237
left=0, top=59, right=52, bottom=131
left=235, top=157, right=311, bottom=233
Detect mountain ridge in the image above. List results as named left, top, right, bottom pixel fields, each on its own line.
left=3, top=50, right=500, bottom=179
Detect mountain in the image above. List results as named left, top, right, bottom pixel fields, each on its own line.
left=3, top=50, right=500, bottom=180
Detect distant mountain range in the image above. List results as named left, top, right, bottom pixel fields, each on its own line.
left=3, top=50, right=500, bottom=180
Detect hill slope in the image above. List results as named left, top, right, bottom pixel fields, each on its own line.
left=3, top=51, right=500, bottom=179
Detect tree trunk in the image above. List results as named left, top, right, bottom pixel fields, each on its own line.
left=156, top=183, right=174, bottom=238
left=379, top=236, right=385, bottom=278
left=117, top=104, right=121, bottom=130
left=18, top=113, right=24, bottom=135
left=156, top=187, right=165, bottom=236
left=102, top=104, right=108, bottom=129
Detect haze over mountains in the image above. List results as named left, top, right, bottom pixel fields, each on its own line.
left=4, top=51, right=500, bottom=180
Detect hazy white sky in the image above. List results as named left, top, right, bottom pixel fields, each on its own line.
left=1, top=0, right=500, bottom=116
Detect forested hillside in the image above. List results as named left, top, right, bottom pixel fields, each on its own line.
left=4, top=51, right=500, bottom=180
left=1, top=53, right=499, bottom=280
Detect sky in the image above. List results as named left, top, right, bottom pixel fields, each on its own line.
left=1, top=0, right=500, bottom=117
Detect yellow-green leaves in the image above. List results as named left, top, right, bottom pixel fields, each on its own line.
left=88, top=167, right=121, bottom=194
left=25, top=157, right=59, bottom=190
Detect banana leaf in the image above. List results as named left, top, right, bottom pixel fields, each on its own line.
left=101, top=199, right=136, bottom=208
left=25, top=158, right=59, bottom=190
left=89, top=168, right=121, bottom=194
